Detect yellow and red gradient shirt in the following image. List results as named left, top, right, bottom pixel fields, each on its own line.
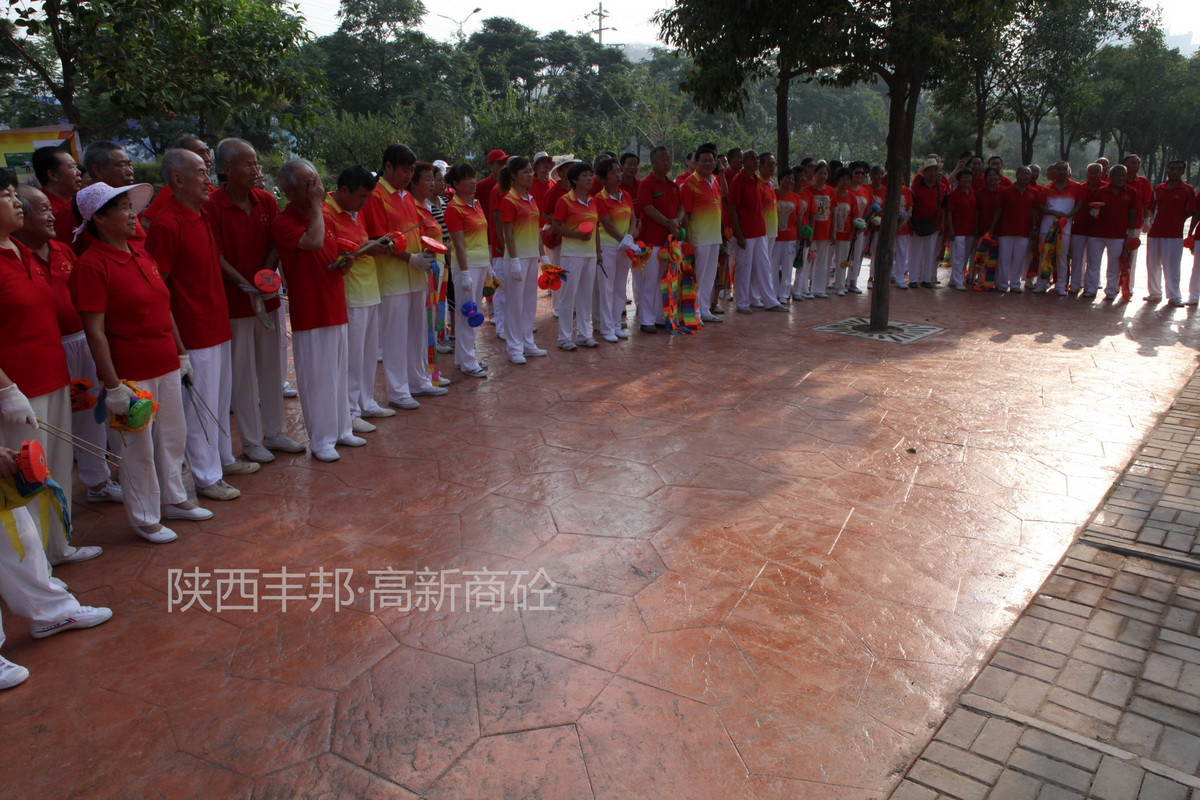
left=680, top=172, right=722, bottom=246
left=760, top=178, right=778, bottom=238
left=360, top=178, right=427, bottom=296
left=596, top=187, right=634, bottom=245
left=324, top=193, right=377, bottom=309
left=1148, top=182, right=1197, bottom=239
left=553, top=189, right=600, bottom=259
left=443, top=195, right=490, bottom=267
left=500, top=188, right=541, bottom=260
left=775, top=190, right=802, bottom=242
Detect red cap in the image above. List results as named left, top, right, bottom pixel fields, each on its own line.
left=486, top=149, right=510, bottom=164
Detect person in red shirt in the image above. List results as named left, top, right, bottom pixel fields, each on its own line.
left=476, top=148, right=509, bottom=266
left=891, top=182, right=914, bottom=288
left=208, top=138, right=305, bottom=463
left=1084, top=164, right=1141, bottom=300
left=635, top=146, right=686, bottom=329
left=76, top=141, right=142, bottom=255
left=31, top=145, right=82, bottom=246
left=72, top=181, right=206, bottom=543
left=1122, top=154, right=1153, bottom=226
left=986, top=156, right=1014, bottom=189
left=675, top=152, right=696, bottom=187
left=728, top=150, right=786, bottom=313
left=146, top=148, right=253, bottom=503
left=619, top=152, right=641, bottom=197
left=15, top=185, right=121, bottom=508
left=500, top=156, right=550, bottom=362
left=989, top=166, right=1040, bottom=292
left=773, top=168, right=801, bottom=303
left=444, top=164, right=491, bottom=376
left=530, top=152, right=553, bottom=209
left=1036, top=162, right=1085, bottom=294
left=944, top=169, right=977, bottom=290
left=830, top=167, right=863, bottom=295
left=681, top=145, right=727, bottom=319
left=1146, top=159, right=1195, bottom=306
left=0, top=170, right=101, bottom=566
left=1071, top=163, right=1106, bottom=296
left=271, top=159, right=359, bottom=462
left=909, top=159, right=947, bottom=288
left=800, top=162, right=836, bottom=297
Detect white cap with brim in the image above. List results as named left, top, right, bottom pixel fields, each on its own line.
left=72, top=182, right=154, bottom=242
left=920, top=158, right=941, bottom=173
left=549, top=154, right=578, bottom=182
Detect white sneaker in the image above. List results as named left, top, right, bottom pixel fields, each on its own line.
left=602, top=333, right=619, bottom=343
left=389, top=397, right=420, bottom=410
left=437, top=376, right=451, bottom=387
left=558, top=341, right=577, bottom=351
left=30, top=606, right=113, bottom=639
left=86, top=480, right=124, bottom=503
left=836, top=289, right=846, bottom=296
left=460, top=366, right=487, bottom=378
left=282, top=382, right=298, bottom=398
left=337, top=435, right=367, bottom=447
left=351, top=417, right=376, bottom=434
left=413, top=385, right=448, bottom=397
left=577, top=338, right=599, bottom=348
left=49, top=577, right=68, bottom=591
left=524, top=348, right=548, bottom=357
left=197, top=479, right=240, bottom=501
left=360, top=407, right=396, bottom=419
left=312, top=448, right=340, bottom=462
left=615, top=331, right=629, bottom=339
left=222, top=459, right=260, bottom=476
left=435, top=342, right=453, bottom=354
left=700, top=312, right=721, bottom=323
left=243, top=444, right=275, bottom=463
left=50, top=546, right=103, bottom=566
left=0, top=656, right=29, bottom=690
left=263, top=434, right=305, bottom=453
left=135, top=525, right=178, bottom=544
left=163, top=503, right=214, bottom=522
left=509, top=354, right=527, bottom=364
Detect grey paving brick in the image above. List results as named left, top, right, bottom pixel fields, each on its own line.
left=983, top=768, right=1041, bottom=800
left=1045, top=687, right=1124, bottom=725
left=891, top=782, right=940, bottom=800
left=907, top=760, right=990, bottom=800
left=934, top=708, right=987, bottom=749
left=1089, top=755, right=1145, bottom=800
left=1006, top=675, right=1053, bottom=713
left=1113, top=714, right=1163, bottom=752
left=1056, top=660, right=1101, bottom=695
left=924, top=742, right=1004, bottom=784
left=1153, top=726, right=1200, bottom=773
left=1036, top=784, right=1084, bottom=800
left=1091, top=671, right=1135, bottom=707
left=971, top=666, right=1018, bottom=702
left=1017, top=729, right=1102, bottom=771
left=1138, top=773, right=1189, bottom=800
left=1008, top=748, right=1092, bottom=791
left=1143, top=653, right=1184, bottom=688
left=970, top=718, right=1023, bottom=763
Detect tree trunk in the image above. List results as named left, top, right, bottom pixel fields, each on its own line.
left=775, top=65, right=792, bottom=169
left=870, top=69, right=922, bottom=332
left=973, top=63, right=986, bottom=156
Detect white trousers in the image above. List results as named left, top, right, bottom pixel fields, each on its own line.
left=0, top=507, right=82, bottom=640
left=808, top=240, right=833, bottom=294
left=909, top=234, right=941, bottom=284
left=997, top=237, right=1030, bottom=290
left=558, top=255, right=598, bottom=344
left=61, top=331, right=111, bottom=488
left=379, top=291, right=425, bottom=403
left=502, top=258, right=539, bottom=358
left=734, top=236, right=778, bottom=310
left=346, top=304, right=382, bottom=417
left=893, top=237, right=910, bottom=285
left=638, top=248, right=665, bottom=326
left=1, top=386, right=73, bottom=562
left=1189, top=249, right=1200, bottom=304
left=848, top=234, right=867, bottom=286
left=1147, top=238, right=1183, bottom=301
left=755, top=235, right=776, bottom=304
left=492, top=257, right=507, bottom=337
left=183, top=341, right=233, bottom=487
left=1034, top=232, right=1073, bottom=292
left=111, top=370, right=188, bottom=528
left=453, top=267, right=487, bottom=371
left=230, top=313, right=286, bottom=447
left=1070, top=235, right=1092, bottom=293
left=790, top=243, right=812, bottom=297
left=950, top=236, right=974, bottom=288
left=278, top=298, right=292, bottom=389
left=833, top=240, right=853, bottom=290
left=599, top=245, right=632, bottom=338
left=692, top=243, right=721, bottom=311
left=773, top=240, right=798, bottom=301
left=293, top=324, right=350, bottom=453
left=1087, top=238, right=1125, bottom=296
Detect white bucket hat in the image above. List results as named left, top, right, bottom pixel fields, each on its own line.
left=548, top=154, right=578, bottom=182
left=72, top=182, right=154, bottom=241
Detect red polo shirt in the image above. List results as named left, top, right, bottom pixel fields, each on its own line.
left=1086, top=183, right=1140, bottom=239
left=727, top=172, right=765, bottom=239
left=946, top=188, right=977, bottom=237
left=30, top=239, right=84, bottom=336
left=975, top=187, right=1005, bottom=235
left=270, top=203, right=347, bottom=332
left=995, top=184, right=1042, bottom=237
left=911, top=180, right=946, bottom=233
left=1148, top=182, right=1196, bottom=239
left=530, top=176, right=551, bottom=209
left=45, top=189, right=78, bottom=247
left=206, top=186, right=281, bottom=320
left=1128, top=174, right=1152, bottom=218
left=144, top=193, right=232, bottom=351
left=541, top=182, right=568, bottom=221
left=71, top=240, right=178, bottom=381
left=0, top=240, right=68, bottom=397
left=636, top=172, right=682, bottom=247
left=477, top=175, right=503, bottom=259
left=620, top=176, right=640, bottom=197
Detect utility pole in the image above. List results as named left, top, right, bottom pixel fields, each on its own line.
left=586, top=2, right=615, bottom=45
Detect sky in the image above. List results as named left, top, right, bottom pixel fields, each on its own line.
left=295, top=0, right=1200, bottom=45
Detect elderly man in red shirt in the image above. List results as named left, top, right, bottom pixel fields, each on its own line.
left=207, top=138, right=306, bottom=463
left=1144, top=160, right=1195, bottom=306
left=1070, top=163, right=1106, bottom=296
left=31, top=145, right=82, bottom=246
left=146, top=148, right=257, bottom=502
left=1035, top=162, right=1085, bottom=294
left=272, top=159, right=363, bottom=462
left=990, top=166, right=1040, bottom=292
left=1084, top=164, right=1140, bottom=301
left=635, top=146, right=688, bottom=329
left=728, top=150, right=787, bottom=313
left=909, top=159, right=947, bottom=288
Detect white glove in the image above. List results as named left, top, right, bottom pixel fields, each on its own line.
left=456, top=270, right=475, bottom=294
left=179, top=354, right=194, bottom=380
left=539, top=255, right=551, bottom=266
left=104, top=383, right=135, bottom=416
left=409, top=253, right=434, bottom=271
left=618, top=234, right=636, bottom=252
left=0, top=383, right=38, bottom=429
left=507, top=258, right=523, bottom=282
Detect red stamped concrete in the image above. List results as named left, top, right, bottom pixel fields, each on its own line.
left=3, top=276, right=1200, bottom=798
